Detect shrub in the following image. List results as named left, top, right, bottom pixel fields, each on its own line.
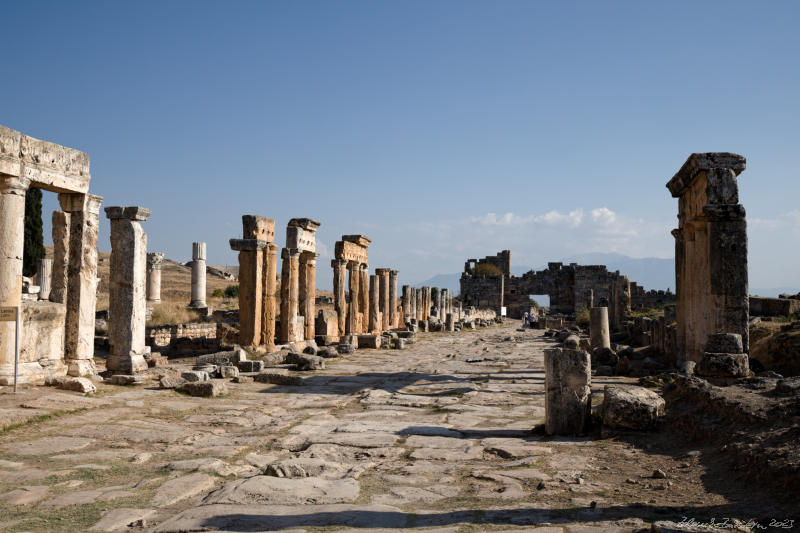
left=212, top=289, right=224, bottom=298
left=474, top=263, right=502, bottom=277
left=23, top=187, right=45, bottom=278
left=224, top=285, right=239, bottom=298
left=575, top=306, right=590, bottom=328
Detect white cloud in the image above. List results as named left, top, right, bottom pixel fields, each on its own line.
left=472, top=209, right=584, bottom=228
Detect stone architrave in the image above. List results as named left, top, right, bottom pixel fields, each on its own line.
left=50, top=210, right=70, bottom=303
left=105, top=206, right=150, bottom=374
left=61, top=193, right=102, bottom=376
left=279, top=248, right=302, bottom=343
left=389, top=270, right=399, bottom=328
left=544, top=347, right=591, bottom=435
left=287, top=218, right=321, bottom=341
left=667, top=153, right=749, bottom=362
left=333, top=235, right=370, bottom=337
left=146, top=252, right=163, bottom=303
left=589, top=307, right=611, bottom=350
left=332, top=259, right=347, bottom=337
left=369, top=274, right=380, bottom=333
left=37, top=258, right=53, bottom=301
left=189, top=242, right=207, bottom=309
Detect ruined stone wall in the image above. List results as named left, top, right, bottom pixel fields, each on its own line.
left=459, top=275, right=504, bottom=310
left=630, top=282, right=676, bottom=310
left=146, top=322, right=220, bottom=355
left=749, top=296, right=800, bottom=318
left=463, top=250, right=511, bottom=276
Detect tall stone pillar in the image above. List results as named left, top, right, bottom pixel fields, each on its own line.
left=189, top=242, right=207, bottom=309
left=446, top=313, right=455, bottom=332
left=231, top=239, right=266, bottom=347
left=62, top=193, right=102, bottom=376
left=544, top=347, right=591, bottom=436
left=589, top=307, right=611, bottom=350
left=0, top=175, right=28, bottom=384
left=359, top=263, right=370, bottom=334
left=437, top=289, right=443, bottom=319
left=416, top=288, right=423, bottom=320
left=389, top=270, right=399, bottom=328
left=376, top=268, right=390, bottom=332
left=262, top=243, right=279, bottom=351
left=50, top=211, right=70, bottom=304
left=105, top=206, right=150, bottom=374
left=37, top=258, right=53, bottom=301
left=332, top=259, right=347, bottom=338
left=279, top=248, right=301, bottom=343
left=300, top=252, right=318, bottom=340
left=667, top=153, right=749, bottom=362
left=423, top=286, right=431, bottom=320
left=346, top=261, right=360, bottom=335
left=146, top=252, right=163, bottom=303
left=369, top=274, right=380, bottom=333
left=401, top=285, right=409, bottom=320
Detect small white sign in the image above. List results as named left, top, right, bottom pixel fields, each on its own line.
left=0, top=307, right=18, bottom=322
left=500, top=306, right=507, bottom=316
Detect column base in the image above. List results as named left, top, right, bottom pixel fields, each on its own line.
left=67, top=358, right=97, bottom=377
left=107, top=353, right=148, bottom=374
left=0, top=361, right=68, bottom=386
left=188, top=301, right=208, bottom=310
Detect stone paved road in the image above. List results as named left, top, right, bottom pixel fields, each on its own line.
left=0, top=321, right=793, bottom=532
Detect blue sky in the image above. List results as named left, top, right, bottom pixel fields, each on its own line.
left=2, top=1, right=798, bottom=291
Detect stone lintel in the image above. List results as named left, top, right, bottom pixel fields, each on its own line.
left=0, top=125, right=90, bottom=194
left=242, top=215, right=275, bottom=242
left=375, top=268, right=391, bottom=275
left=334, top=240, right=368, bottom=263
left=286, top=225, right=317, bottom=253
left=59, top=193, right=103, bottom=214
left=230, top=238, right=268, bottom=251
left=341, top=234, right=371, bottom=247
left=288, top=218, right=321, bottom=231
left=104, top=206, right=151, bottom=221
left=667, top=152, right=746, bottom=198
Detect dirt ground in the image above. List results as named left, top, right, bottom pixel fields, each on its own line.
left=0, top=321, right=796, bottom=532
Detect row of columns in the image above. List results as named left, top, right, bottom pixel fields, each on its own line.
left=400, top=285, right=454, bottom=324
left=332, top=261, right=401, bottom=336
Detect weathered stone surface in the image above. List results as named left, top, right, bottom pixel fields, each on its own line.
left=696, top=353, right=749, bottom=378
left=705, top=332, right=743, bottom=354
left=318, top=347, right=339, bottom=358
left=197, top=348, right=247, bottom=366
left=203, top=476, right=359, bottom=505
left=151, top=473, right=217, bottom=507
left=233, top=375, right=254, bottom=383
left=107, top=374, right=144, bottom=386
left=286, top=352, right=324, bottom=371
left=159, top=376, right=186, bottom=389
left=357, top=334, right=381, bottom=349
left=338, top=343, right=356, bottom=354
left=2, top=485, right=50, bottom=505
left=58, top=376, right=97, bottom=394
left=181, top=370, right=209, bottom=382
left=602, top=385, right=665, bottom=430
left=237, top=360, right=264, bottom=372
left=255, top=371, right=303, bottom=386
left=12, top=436, right=94, bottom=456
left=544, top=347, right=591, bottom=436
left=179, top=380, right=228, bottom=397
left=89, top=508, right=155, bottom=532
left=218, top=365, right=239, bottom=378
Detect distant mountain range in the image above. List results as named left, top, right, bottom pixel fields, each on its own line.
left=414, top=252, right=675, bottom=295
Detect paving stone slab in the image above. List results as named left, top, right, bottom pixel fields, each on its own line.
left=203, top=475, right=360, bottom=505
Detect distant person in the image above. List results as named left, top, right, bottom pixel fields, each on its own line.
left=523, top=312, right=529, bottom=328
left=529, top=312, right=538, bottom=328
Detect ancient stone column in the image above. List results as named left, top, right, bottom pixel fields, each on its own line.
left=544, top=347, right=591, bottom=435
left=589, top=306, right=611, bottom=350
left=446, top=313, right=455, bottom=332
left=231, top=239, right=266, bottom=347
left=300, top=252, right=318, bottom=340
left=376, top=268, right=390, bottom=332
left=401, top=285, right=410, bottom=320
left=346, top=261, right=360, bottom=335
left=332, top=259, right=347, bottom=338
left=0, top=175, right=28, bottom=384
left=416, top=288, right=423, bottom=320
left=667, top=153, right=749, bottom=362
left=437, top=289, right=443, bottom=319
left=62, top=193, right=103, bottom=376
left=50, top=211, right=70, bottom=303
left=105, top=206, right=150, bottom=374
left=145, top=252, right=163, bottom=303
left=359, top=263, right=370, bottom=334
left=369, top=274, right=380, bottom=333
left=189, top=242, right=207, bottom=309
left=37, top=258, right=53, bottom=301
left=262, top=243, right=279, bottom=351
left=389, top=270, right=399, bottom=328
left=279, top=248, right=301, bottom=343
left=584, top=289, right=594, bottom=309
left=423, top=286, right=431, bottom=320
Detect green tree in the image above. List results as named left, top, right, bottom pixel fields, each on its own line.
left=474, top=263, right=502, bottom=277
left=23, top=187, right=45, bottom=278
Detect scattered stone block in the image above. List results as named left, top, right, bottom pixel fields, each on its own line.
left=179, top=380, right=227, bottom=397
left=317, top=347, right=339, bottom=358
left=233, top=375, right=254, bottom=384
left=197, top=348, right=247, bottom=366
left=357, top=335, right=381, bottom=349
left=705, top=333, right=744, bottom=354
left=57, top=377, right=97, bottom=394
left=145, top=353, right=168, bottom=367
left=108, top=375, right=145, bottom=386
left=544, top=347, right=591, bottom=436
left=302, top=345, right=318, bottom=355
left=159, top=376, right=187, bottom=389
left=285, top=352, right=324, bottom=371
left=219, top=365, right=239, bottom=378
left=338, top=343, right=356, bottom=355
left=775, top=377, right=800, bottom=396
left=602, top=385, right=665, bottom=430
left=315, top=335, right=337, bottom=346
left=254, top=371, right=303, bottom=386
left=181, top=370, right=210, bottom=382
left=696, top=353, right=749, bottom=378
left=392, top=338, right=407, bottom=350
left=237, top=360, right=264, bottom=373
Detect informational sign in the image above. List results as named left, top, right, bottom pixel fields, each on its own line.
left=0, top=307, right=18, bottom=322
left=500, top=306, right=507, bottom=317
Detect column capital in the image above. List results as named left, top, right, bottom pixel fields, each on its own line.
left=282, top=247, right=301, bottom=260
left=359, top=263, right=369, bottom=272
left=104, top=205, right=150, bottom=221
left=147, top=252, right=164, bottom=270
left=331, top=258, right=348, bottom=269
left=389, top=270, right=399, bottom=277
left=0, top=174, right=30, bottom=195
left=375, top=268, right=391, bottom=275
left=347, top=259, right=360, bottom=269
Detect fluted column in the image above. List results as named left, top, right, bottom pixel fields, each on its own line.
left=105, top=206, right=149, bottom=374
left=369, top=274, right=380, bottom=333
left=37, top=258, right=53, bottom=301
left=346, top=261, right=360, bottom=335
left=300, top=252, right=318, bottom=340
left=62, top=193, right=103, bottom=376
left=50, top=211, right=70, bottom=303
left=262, top=243, right=279, bottom=351
left=0, top=175, right=28, bottom=384
left=189, top=242, right=207, bottom=308
left=359, top=263, right=369, bottom=334
left=401, top=285, right=409, bottom=322
left=146, top=252, right=163, bottom=303
left=389, top=270, right=398, bottom=328
left=280, top=248, right=301, bottom=343
left=332, top=259, right=347, bottom=338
